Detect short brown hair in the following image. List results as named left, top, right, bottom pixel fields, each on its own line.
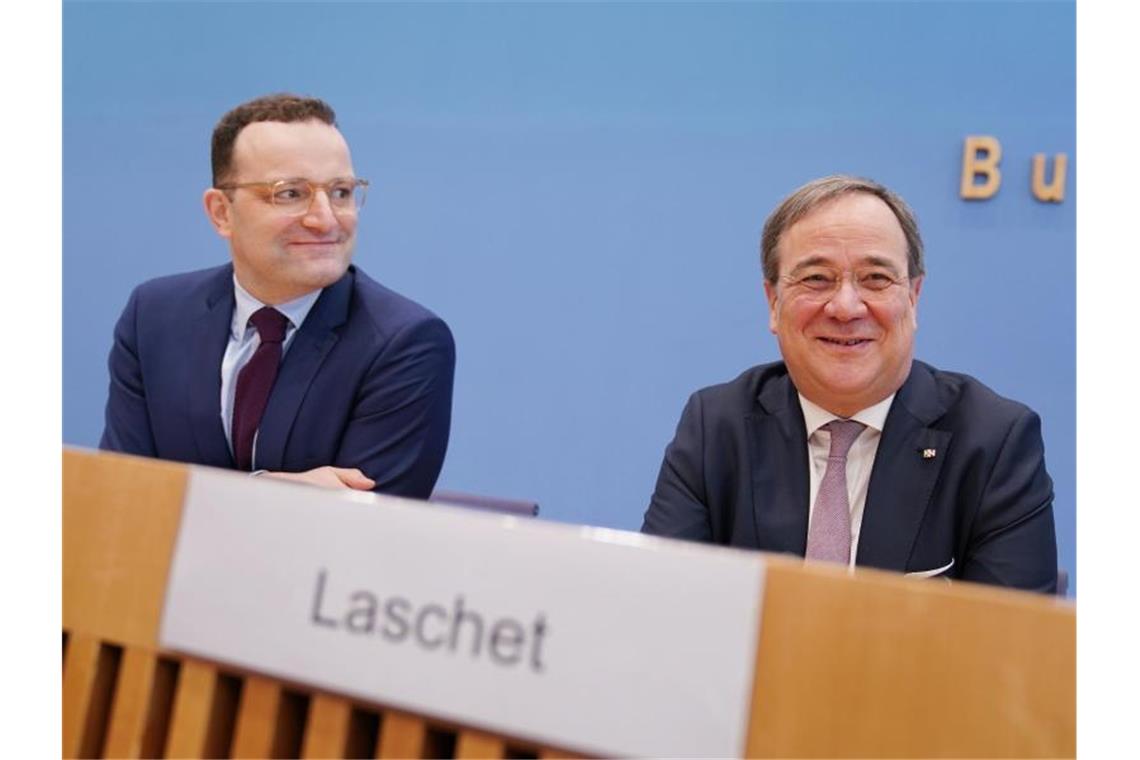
left=211, top=93, right=337, bottom=186
left=760, top=175, right=924, bottom=283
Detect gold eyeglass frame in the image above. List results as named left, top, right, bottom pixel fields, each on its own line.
left=215, top=178, right=370, bottom=216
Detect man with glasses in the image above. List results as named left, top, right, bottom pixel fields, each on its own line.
left=641, top=175, right=1057, bottom=592
left=100, top=94, right=455, bottom=497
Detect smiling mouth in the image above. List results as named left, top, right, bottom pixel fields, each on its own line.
left=818, top=337, right=872, bottom=347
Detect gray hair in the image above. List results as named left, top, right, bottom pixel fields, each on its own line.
left=760, top=175, right=924, bottom=283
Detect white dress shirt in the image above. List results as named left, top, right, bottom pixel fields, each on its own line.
left=799, top=392, right=896, bottom=568
left=220, top=277, right=321, bottom=463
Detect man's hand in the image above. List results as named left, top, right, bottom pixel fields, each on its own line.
left=263, top=466, right=376, bottom=491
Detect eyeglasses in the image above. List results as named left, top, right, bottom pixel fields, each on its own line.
left=779, top=266, right=910, bottom=302
left=216, top=177, right=370, bottom=216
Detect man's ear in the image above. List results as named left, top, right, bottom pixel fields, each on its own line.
left=909, top=275, right=924, bottom=328
left=203, top=188, right=234, bottom=239
left=763, top=279, right=779, bottom=334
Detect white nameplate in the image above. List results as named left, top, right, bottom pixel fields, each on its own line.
left=160, top=468, right=765, bottom=758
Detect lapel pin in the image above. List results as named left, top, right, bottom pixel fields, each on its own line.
left=922, top=448, right=937, bottom=460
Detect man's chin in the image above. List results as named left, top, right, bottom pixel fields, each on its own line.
left=818, top=368, right=911, bottom=413
left=289, top=258, right=353, bottom=295
left=790, top=367, right=885, bottom=415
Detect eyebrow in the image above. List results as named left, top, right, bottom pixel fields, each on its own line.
left=860, top=255, right=903, bottom=273
left=786, top=256, right=831, bottom=275
left=243, top=175, right=357, bottom=184
left=786, top=254, right=903, bottom=276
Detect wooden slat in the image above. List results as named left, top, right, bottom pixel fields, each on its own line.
left=63, top=449, right=187, bottom=649
left=377, top=711, right=426, bottom=759
left=301, top=694, right=352, bottom=758
left=164, top=659, right=217, bottom=758
left=103, top=646, right=158, bottom=758
left=61, top=634, right=101, bottom=758
left=344, top=708, right=381, bottom=759
left=455, top=729, right=506, bottom=759
left=139, top=657, right=181, bottom=758
left=231, top=675, right=282, bottom=759
left=271, top=690, right=311, bottom=758
left=203, top=672, right=244, bottom=758
left=745, top=558, right=1076, bottom=758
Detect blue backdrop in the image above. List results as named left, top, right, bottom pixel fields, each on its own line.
left=64, top=1, right=1075, bottom=591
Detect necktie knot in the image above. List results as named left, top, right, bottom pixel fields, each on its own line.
left=249, top=307, right=289, bottom=344
left=824, top=419, right=865, bottom=460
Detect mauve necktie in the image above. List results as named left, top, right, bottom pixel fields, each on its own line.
left=805, top=419, right=866, bottom=564
left=232, top=307, right=289, bottom=471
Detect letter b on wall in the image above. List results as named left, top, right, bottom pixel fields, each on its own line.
left=961, top=135, right=1002, bottom=199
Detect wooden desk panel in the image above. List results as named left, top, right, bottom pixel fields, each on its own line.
left=63, top=448, right=1072, bottom=758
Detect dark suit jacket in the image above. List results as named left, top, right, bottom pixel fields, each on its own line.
left=642, top=360, right=1058, bottom=593
left=100, top=264, right=455, bottom=499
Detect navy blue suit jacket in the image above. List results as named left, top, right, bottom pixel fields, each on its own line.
left=642, top=360, right=1058, bottom=593
left=100, top=264, right=455, bottom=499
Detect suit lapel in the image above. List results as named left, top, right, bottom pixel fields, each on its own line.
left=188, top=268, right=237, bottom=468
left=856, top=362, right=952, bottom=572
left=253, top=269, right=353, bottom=471
left=748, top=373, right=811, bottom=555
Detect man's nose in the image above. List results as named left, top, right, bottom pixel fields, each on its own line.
left=824, top=277, right=868, bottom=320
left=301, top=190, right=337, bottom=231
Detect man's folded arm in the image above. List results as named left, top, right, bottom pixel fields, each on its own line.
left=334, top=316, right=456, bottom=499
left=960, top=408, right=1058, bottom=593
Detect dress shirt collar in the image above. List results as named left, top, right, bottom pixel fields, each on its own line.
left=230, top=275, right=322, bottom=339
left=798, top=391, right=896, bottom=438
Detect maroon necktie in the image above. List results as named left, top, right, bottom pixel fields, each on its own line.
left=805, top=419, right=866, bottom=564
left=232, top=307, right=289, bottom=471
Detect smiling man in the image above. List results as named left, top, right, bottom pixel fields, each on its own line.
left=642, top=175, right=1057, bottom=593
left=100, top=94, right=455, bottom=497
